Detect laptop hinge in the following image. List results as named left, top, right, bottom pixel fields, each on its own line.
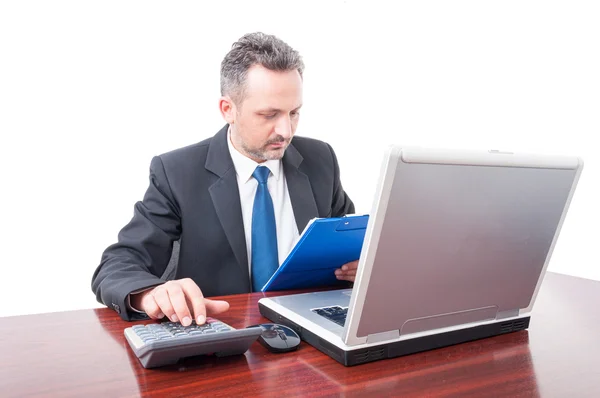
left=366, top=329, right=400, bottom=344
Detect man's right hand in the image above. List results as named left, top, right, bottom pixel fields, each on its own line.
left=130, top=278, right=230, bottom=326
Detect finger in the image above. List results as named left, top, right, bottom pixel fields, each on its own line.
left=180, top=279, right=207, bottom=324
left=336, top=274, right=355, bottom=282
left=166, top=283, right=193, bottom=326
left=140, top=293, right=163, bottom=319
left=335, top=268, right=356, bottom=277
left=204, top=299, right=230, bottom=316
left=152, top=287, right=176, bottom=322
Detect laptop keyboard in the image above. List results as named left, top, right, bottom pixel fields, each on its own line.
left=312, top=306, right=348, bottom=327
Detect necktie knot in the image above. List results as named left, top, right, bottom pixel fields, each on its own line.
left=253, top=166, right=270, bottom=185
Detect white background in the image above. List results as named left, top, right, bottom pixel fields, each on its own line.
left=0, top=1, right=598, bottom=318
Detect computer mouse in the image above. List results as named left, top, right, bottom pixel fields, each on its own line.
left=247, top=323, right=301, bottom=353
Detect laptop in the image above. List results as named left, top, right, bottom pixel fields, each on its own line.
left=258, top=145, right=583, bottom=366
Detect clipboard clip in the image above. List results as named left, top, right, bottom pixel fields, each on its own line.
left=335, top=215, right=369, bottom=231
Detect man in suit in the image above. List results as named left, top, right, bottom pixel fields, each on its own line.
left=91, top=32, right=358, bottom=324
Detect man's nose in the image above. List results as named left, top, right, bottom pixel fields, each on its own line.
left=275, top=115, right=293, bottom=139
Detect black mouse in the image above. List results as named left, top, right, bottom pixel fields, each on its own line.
left=247, top=323, right=301, bottom=353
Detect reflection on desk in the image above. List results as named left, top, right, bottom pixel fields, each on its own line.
left=0, top=272, right=598, bottom=397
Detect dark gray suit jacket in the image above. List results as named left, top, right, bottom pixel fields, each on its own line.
left=91, top=125, right=355, bottom=320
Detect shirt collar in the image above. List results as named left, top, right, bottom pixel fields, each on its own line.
left=227, top=127, right=282, bottom=183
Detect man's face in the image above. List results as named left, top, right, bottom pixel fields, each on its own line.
left=225, top=65, right=303, bottom=163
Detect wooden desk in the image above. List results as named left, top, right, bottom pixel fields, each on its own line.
left=1, top=272, right=599, bottom=397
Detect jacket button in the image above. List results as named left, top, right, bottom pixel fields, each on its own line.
left=112, top=303, right=121, bottom=314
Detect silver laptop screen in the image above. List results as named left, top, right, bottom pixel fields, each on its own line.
left=354, top=159, right=578, bottom=338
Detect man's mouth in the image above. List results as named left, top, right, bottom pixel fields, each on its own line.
left=268, top=141, right=285, bottom=148
left=266, top=139, right=288, bottom=148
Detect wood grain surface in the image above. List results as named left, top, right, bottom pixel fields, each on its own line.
left=1, top=272, right=599, bottom=397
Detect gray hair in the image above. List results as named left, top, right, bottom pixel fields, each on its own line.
left=220, top=32, right=304, bottom=103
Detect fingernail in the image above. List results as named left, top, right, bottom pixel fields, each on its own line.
left=197, top=315, right=206, bottom=324
left=170, top=314, right=178, bottom=322
left=342, top=265, right=348, bottom=271
left=157, top=313, right=164, bottom=319
left=182, top=316, right=192, bottom=326
left=335, top=270, right=341, bottom=275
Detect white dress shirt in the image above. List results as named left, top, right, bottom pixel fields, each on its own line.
left=226, top=130, right=299, bottom=274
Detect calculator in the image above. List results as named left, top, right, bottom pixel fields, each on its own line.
left=124, top=317, right=262, bottom=368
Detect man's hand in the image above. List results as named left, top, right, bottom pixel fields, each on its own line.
left=130, top=278, right=230, bottom=326
left=335, top=260, right=359, bottom=282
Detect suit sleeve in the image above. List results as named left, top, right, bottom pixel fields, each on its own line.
left=91, top=156, right=182, bottom=321
left=327, top=144, right=355, bottom=217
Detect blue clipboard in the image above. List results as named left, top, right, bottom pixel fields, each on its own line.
left=261, top=214, right=369, bottom=292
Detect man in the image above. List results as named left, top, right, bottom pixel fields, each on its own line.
left=92, top=32, right=358, bottom=325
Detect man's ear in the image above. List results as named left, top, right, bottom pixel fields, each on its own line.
left=218, top=96, right=235, bottom=125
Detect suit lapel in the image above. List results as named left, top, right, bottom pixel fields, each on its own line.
left=206, top=126, right=249, bottom=276
left=204, top=128, right=319, bottom=276
left=282, top=144, right=319, bottom=233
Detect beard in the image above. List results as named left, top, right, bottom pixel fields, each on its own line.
left=241, top=134, right=291, bottom=161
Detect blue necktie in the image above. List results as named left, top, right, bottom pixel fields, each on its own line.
left=251, top=166, right=279, bottom=292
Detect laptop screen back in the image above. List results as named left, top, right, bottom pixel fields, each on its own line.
left=344, top=147, right=581, bottom=344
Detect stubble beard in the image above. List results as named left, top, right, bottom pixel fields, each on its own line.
left=241, top=135, right=291, bottom=161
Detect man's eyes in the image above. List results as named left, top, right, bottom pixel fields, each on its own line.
left=261, top=111, right=300, bottom=119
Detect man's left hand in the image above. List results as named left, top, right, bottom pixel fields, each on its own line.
left=335, top=260, right=358, bottom=282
